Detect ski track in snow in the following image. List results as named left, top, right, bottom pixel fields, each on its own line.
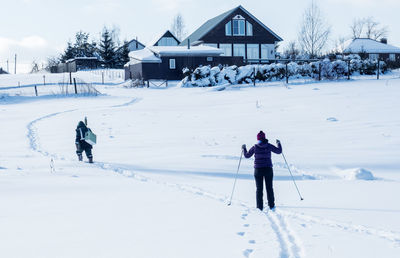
left=25, top=97, right=400, bottom=257
left=27, top=109, right=77, bottom=157
left=266, top=210, right=304, bottom=258
left=280, top=210, right=400, bottom=247
left=110, top=97, right=141, bottom=108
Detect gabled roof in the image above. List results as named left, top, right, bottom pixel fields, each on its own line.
left=147, top=30, right=181, bottom=46
left=180, top=5, right=282, bottom=46
left=117, top=38, right=146, bottom=52
left=342, top=38, right=400, bottom=54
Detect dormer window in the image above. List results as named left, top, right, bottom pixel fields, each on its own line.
left=225, top=15, right=252, bottom=36
left=232, top=15, right=245, bottom=36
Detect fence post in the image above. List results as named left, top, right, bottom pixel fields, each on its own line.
left=102, top=72, right=104, bottom=84
left=69, top=72, right=72, bottom=85
left=347, top=60, right=350, bottom=80
left=74, top=78, right=77, bottom=94
left=377, top=60, right=380, bottom=80
left=253, top=66, right=256, bottom=86
left=34, top=85, right=38, bottom=96
left=318, top=62, right=322, bottom=81
left=147, top=80, right=149, bottom=88
left=166, top=80, right=168, bottom=87
left=285, top=63, right=289, bottom=84
left=43, top=75, right=46, bottom=86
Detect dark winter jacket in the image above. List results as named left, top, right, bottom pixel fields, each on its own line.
left=75, top=121, right=92, bottom=148
left=243, top=140, right=282, bottom=168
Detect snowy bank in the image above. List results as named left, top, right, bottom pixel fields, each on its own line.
left=337, top=168, right=375, bottom=180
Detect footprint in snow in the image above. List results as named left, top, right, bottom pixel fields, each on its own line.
left=248, top=240, right=256, bottom=244
left=327, top=117, right=338, bottom=122
left=243, top=249, right=253, bottom=257
left=237, top=232, right=245, bottom=236
left=243, top=224, right=250, bottom=227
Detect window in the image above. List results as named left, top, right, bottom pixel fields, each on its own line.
left=220, top=44, right=232, bottom=56
left=261, top=44, right=274, bottom=59
left=158, top=37, right=178, bottom=46
left=225, top=21, right=232, bottom=36
left=206, top=57, right=213, bottom=62
left=233, top=44, right=245, bottom=58
left=247, top=44, right=259, bottom=60
left=169, top=59, right=176, bottom=69
left=369, top=54, right=379, bottom=60
left=233, top=19, right=245, bottom=36
left=246, top=21, right=253, bottom=36
left=389, top=54, right=396, bottom=61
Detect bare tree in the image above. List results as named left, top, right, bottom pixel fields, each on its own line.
left=171, top=13, right=186, bottom=41
left=350, top=18, right=364, bottom=39
left=350, top=17, right=388, bottom=40
left=284, top=41, right=300, bottom=59
left=332, top=36, right=347, bottom=54
left=298, top=1, right=331, bottom=58
left=31, top=60, right=39, bottom=73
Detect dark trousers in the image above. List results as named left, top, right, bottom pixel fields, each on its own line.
left=254, top=167, right=275, bottom=210
left=76, top=142, right=93, bottom=158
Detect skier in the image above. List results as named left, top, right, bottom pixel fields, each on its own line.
left=75, top=121, right=94, bottom=163
left=242, top=131, right=282, bottom=211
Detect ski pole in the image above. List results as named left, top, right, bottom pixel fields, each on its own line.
left=281, top=151, right=304, bottom=201
left=228, top=150, right=243, bottom=206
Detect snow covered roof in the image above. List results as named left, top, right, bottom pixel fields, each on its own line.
left=148, top=46, right=223, bottom=56
left=180, top=5, right=282, bottom=46
left=65, top=57, right=99, bottom=63
left=127, top=48, right=162, bottom=64
left=126, top=46, right=224, bottom=66
left=342, top=38, right=400, bottom=54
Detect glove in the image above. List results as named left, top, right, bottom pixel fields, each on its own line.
left=242, top=144, right=246, bottom=150
left=276, top=140, right=281, bottom=145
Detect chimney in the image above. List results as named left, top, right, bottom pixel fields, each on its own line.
left=380, top=38, right=388, bottom=44
left=188, top=39, right=190, bottom=49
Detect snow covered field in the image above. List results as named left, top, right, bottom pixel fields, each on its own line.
left=1, top=71, right=400, bottom=257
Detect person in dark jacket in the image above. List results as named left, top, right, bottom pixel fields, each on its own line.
left=75, top=121, right=93, bottom=163
left=242, top=131, right=282, bottom=211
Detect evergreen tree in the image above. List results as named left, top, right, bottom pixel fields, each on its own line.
left=115, top=40, right=130, bottom=68
left=99, top=27, right=116, bottom=68
left=74, top=31, right=96, bottom=57
left=61, top=41, right=75, bottom=62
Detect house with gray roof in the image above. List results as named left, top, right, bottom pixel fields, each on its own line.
left=180, top=5, right=283, bottom=61
left=338, top=38, right=400, bottom=65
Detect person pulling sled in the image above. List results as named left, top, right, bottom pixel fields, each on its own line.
left=75, top=120, right=95, bottom=163
left=242, top=131, right=282, bottom=211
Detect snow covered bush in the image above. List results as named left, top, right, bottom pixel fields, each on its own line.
left=179, top=57, right=389, bottom=87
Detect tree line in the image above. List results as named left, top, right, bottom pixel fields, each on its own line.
left=283, top=0, right=389, bottom=59
left=47, top=26, right=130, bottom=70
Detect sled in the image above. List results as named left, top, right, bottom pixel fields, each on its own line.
left=84, top=130, right=97, bottom=145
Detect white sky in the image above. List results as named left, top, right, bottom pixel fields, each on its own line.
left=1, top=0, right=399, bottom=73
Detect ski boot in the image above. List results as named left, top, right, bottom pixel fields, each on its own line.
left=78, top=154, right=83, bottom=161
left=88, top=157, right=93, bottom=163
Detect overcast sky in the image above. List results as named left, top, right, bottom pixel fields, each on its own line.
left=1, top=0, right=399, bottom=73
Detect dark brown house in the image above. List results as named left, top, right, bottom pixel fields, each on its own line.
left=124, top=46, right=243, bottom=80
left=180, top=5, right=282, bottom=61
